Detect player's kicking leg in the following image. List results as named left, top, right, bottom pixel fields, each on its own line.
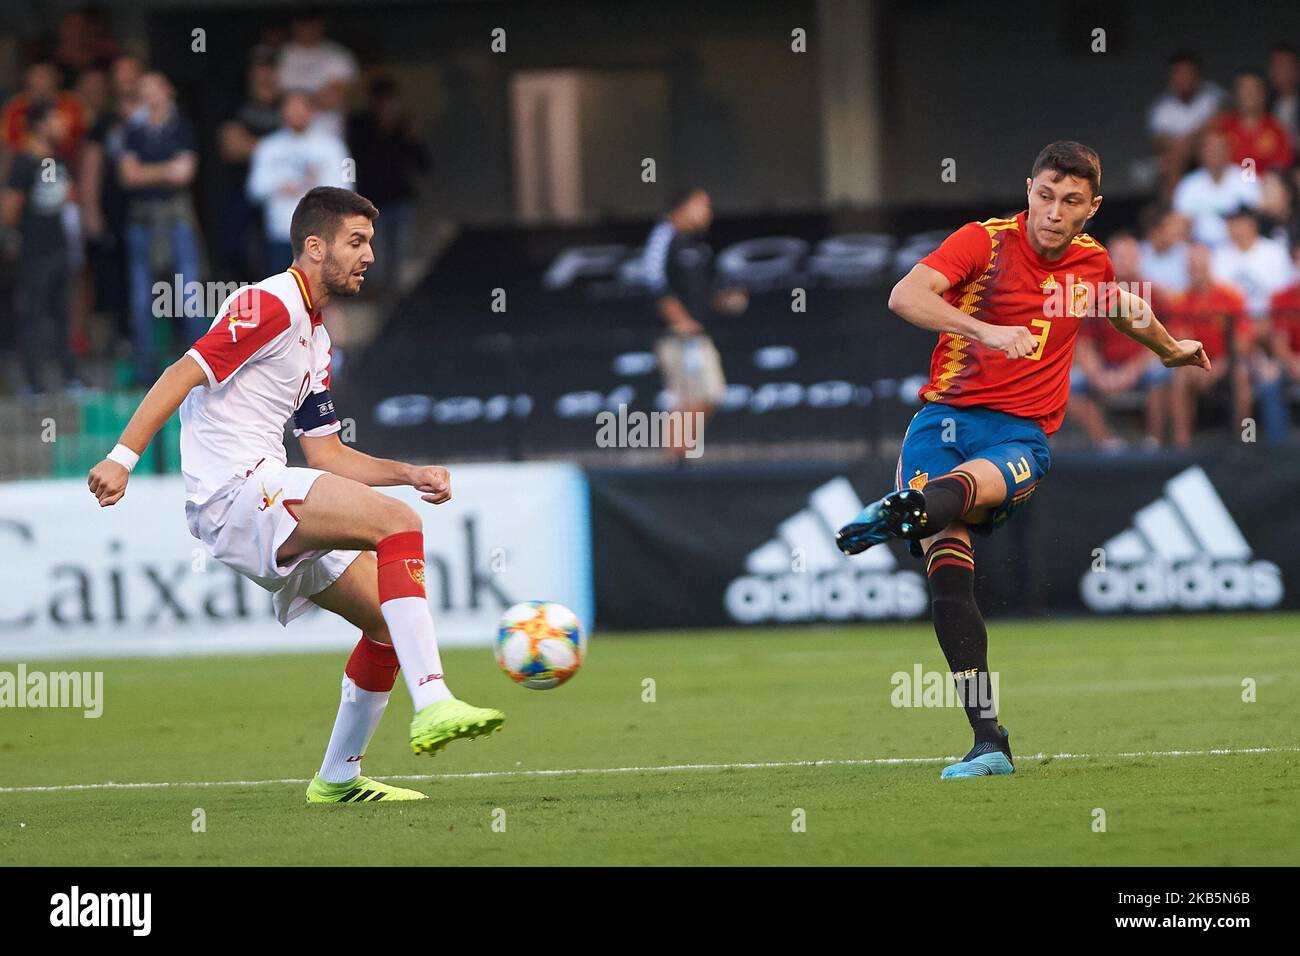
left=916, top=523, right=1015, bottom=779
left=835, top=457, right=1016, bottom=779
left=836, top=458, right=1005, bottom=555
left=281, top=474, right=504, bottom=804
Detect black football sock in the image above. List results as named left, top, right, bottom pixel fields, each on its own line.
left=924, top=536, right=1002, bottom=746
left=911, top=471, right=978, bottom=537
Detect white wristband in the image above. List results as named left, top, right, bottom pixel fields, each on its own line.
left=107, top=443, right=140, bottom=472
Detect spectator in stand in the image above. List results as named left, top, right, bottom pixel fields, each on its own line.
left=52, top=9, right=119, bottom=85
left=1259, top=169, right=1299, bottom=245
left=81, top=54, right=143, bottom=343
left=247, top=91, right=350, bottom=271
left=1268, top=43, right=1299, bottom=149
left=1149, top=52, right=1225, bottom=202
left=119, top=71, right=205, bottom=386
left=69, top=66, right=113, bottom=365
left=1173, top=129, right=1263, bottom=247
left=276, top=16, right=358, bottom=140
left=218, top=46, right=281, bottom=278
left=1070, top=233, right=1172, bottom=451
left=2, top=101, right=79, bottom=394
left=1211, top=207, right=1295, bottom=320
left=75, top=66, right=110, bottom=123
left=1165, top=244, right=1253, bottom=446
left=1213, top=70, right=1294, bottom=176
left=1138, top=207, right=1191, bottom=294
left=0, top=62, right=88, bottom=165
left=347, top=75, right=429, bottom=293
left=1266, top=243, right=1300, bottom=441
left=1212, top=209, right=1296, bottom=444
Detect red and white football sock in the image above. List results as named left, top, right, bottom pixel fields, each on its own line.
left=318, top=634, right=400, bottom=784
left=376, top=530, right=454, bottom=710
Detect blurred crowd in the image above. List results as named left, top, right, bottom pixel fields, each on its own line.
left=0, top=11, right=427, bottom=395
left=2, top=10, right=1298, bottom=454
left=1075, top=45, right=1300, bottom=449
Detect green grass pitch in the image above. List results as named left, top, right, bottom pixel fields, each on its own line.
left=1, top=613, right=1297, bottom=866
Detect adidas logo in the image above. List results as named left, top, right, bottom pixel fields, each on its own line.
left=724, top=477, right=928, bottom=624
left=1080, top=465, right=1283, bottom=612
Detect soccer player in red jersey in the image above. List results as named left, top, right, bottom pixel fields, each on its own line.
left=836, top=142, right=1211, bottom=778
left=87, top=187, right=505, bottom=804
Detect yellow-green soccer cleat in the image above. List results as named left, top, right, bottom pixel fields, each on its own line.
left=305, top=773, right=428, bottom=804
left=409, top=698, right=506, bottom=756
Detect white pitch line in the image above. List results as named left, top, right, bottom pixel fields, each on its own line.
left=1, top=746, right=1296, bottom=795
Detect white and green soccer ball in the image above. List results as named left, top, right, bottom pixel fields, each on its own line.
left=494, top=601, right=587, bottom=690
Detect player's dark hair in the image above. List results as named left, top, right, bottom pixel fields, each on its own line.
left=290, top=186, right=378, bottom=257
left=1030, top=141, right=1102, bottom=198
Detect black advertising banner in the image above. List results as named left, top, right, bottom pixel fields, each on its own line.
left=343, top=215, right=950, bottom=461
left=591, top=460, right=931, bottom=631
left=588, top=448, right=1300, bottom=630
left=343, top=201, right=1144, bottom=462
left=1028, top=449, right=1296, bottom=616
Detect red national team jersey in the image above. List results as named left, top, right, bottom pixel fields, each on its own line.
left=1079, top=307, right=1146, bottom=365
left=1269, top=282, right=1300, bottom=353
left=917, top=211, right=1115, bottom=435
left=1214, top=114, right=1294, bottom=175
left=1162, top=283, right=1250, bottom=357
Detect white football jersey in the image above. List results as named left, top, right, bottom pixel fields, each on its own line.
left=180, top=266, right=341, bottom=509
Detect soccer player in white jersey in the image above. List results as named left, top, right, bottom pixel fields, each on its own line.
left=87, top=187, right=504, bottom=804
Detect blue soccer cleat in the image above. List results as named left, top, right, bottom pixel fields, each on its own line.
left=940, top=725, right=1015, bottom=779
left=835, top=488, right=928, bottom=555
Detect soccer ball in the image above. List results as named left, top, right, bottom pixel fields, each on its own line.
left=494, top=601, right=586, bottom=690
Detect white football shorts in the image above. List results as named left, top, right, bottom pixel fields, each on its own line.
left=185, top=459, right=362, bottom=625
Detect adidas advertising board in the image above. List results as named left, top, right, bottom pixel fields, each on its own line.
left=1079, top=465, right=1283, bottom=613
left=588, top=451, right=1299, bottom=631
left=724, top=477, right=928, bottom=623
left=589, top=462, right=929, bottom=630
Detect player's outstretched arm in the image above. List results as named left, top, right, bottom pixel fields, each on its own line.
left=87, top=355, right=208, bottom=507
left=1111, top=286, right=1211, bottom=371
left=889, top=263, right=1038, bottom=359
left=299, top=432, right=452, bottom=505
